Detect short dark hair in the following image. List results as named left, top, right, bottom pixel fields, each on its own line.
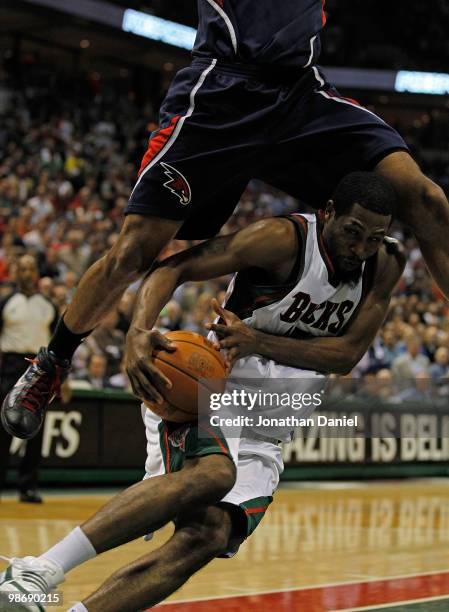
left=332, top=172, right=397, bottom=218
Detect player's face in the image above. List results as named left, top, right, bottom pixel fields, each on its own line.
left=323, top=202, right=391, bottom=282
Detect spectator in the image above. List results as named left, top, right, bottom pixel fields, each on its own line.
left=38, top=276, right=54, bottom=299
left=375, top=368, right=395, bottom=400
left=156, top=300, right=182, bottom=333
left=26, top=184, right=54, bottom=223
left=52, top=284, right=70, bottom=315
left=83, top=309, right=125, bottom=378
left=423, top=325, right=440, bottom=362
left=391, top=339, right=430, bottom=381
left=58, top=229, right=91, bottom=278
left=429, top=347, right=449, bottom=380
left=108, top=359, right=131, bottom=391
left=77, top=354, right=111, bottom=390
left=392, top=371, right=434, bottom=403
left=379, top=330, right=404, bottom=368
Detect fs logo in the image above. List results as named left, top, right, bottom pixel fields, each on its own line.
left=161, top=162, right=191, bottom=205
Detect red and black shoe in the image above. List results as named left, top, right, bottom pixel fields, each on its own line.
left=0, top=348, right=70, bottom=440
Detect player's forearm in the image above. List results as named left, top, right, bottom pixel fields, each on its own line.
left=254, top=331, right=357, bottom=375
left=130, top=265, right=181, bottom=330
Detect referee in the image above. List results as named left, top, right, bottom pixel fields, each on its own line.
left=0, top=254, right=58, bottom=503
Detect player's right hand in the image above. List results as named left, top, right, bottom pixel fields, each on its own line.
left=125, top=327, right=176, bottom=404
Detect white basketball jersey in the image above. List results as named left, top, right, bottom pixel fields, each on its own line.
left=224, top=213, right=374, bottom=340
left=218, top=213, right=378, bottom=444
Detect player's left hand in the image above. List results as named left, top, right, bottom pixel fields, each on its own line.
left=207, top=299, right=259, bottom=371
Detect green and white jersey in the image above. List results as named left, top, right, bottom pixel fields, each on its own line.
left=223, top=213, right=375, bottom=341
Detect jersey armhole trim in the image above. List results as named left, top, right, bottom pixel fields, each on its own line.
left=284, top=214, right=308, bottom=284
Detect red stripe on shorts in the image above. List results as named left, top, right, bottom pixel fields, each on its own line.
left=199, top=424, right=229, bottom=455
left=245, top=506, right=269, bottom=515
left=138, top=116, right=181, bottom=176
left=164, top=428, right=171, bottom=473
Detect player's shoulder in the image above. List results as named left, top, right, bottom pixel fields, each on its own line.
left=236, top=216, right=302, bottom=269
left=380, top=236, right=406, bottom=268
left=243, top=215, right=298, bottom=244
left=373, top=237, right=406, bottom=289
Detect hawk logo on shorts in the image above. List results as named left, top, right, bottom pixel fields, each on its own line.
left=168, top=426, right=190, bottom=451
left=161, top=162, right=191, bottom=205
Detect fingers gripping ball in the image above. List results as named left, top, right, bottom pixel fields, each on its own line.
left=144, top=331, right=226, bottom=422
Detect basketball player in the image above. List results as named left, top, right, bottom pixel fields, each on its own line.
left=0, top=173, right=405, bottom=611
left=1, top=1, right=449, bottom=442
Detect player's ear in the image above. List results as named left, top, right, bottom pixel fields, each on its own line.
left=324, top=200, right=335, bottom=221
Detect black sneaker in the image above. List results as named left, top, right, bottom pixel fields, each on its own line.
left=0, top=348, right=70, bottom=440
left=19, top=489, right=43, bottom=504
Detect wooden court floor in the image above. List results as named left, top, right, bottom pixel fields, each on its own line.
left=2, top=481, right=449, bottom=611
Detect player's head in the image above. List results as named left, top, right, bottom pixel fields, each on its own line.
left=323, top=172, right=396, bottom=283
left=16, top=254, right=39, bottom=291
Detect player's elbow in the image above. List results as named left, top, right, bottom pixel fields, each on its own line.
left=334, top=344, right=366, bottom=375
left=335, top=361, right=355, bottom=376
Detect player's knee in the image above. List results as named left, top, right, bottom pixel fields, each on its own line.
left=215, top=462, right=236, bottom=498
left=418, top=180, right=447, bottom=215
left=178, top=507, right=232, bottom=559
left=198, top=507, right=232, bottom=557
left=103, top=223, right=156, bottom=283
left=105, top=243, right=145, bottom=282
left=197, top=456, right=236, bottom=499
left=397, top=175, right=447, bottom=228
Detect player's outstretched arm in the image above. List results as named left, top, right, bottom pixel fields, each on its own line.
left=125, top=218, right=299, bottom=400
left=210, top=244, right=406, bottom=374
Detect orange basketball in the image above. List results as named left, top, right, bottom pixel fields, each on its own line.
left=144, top=331, right=226, bottom=423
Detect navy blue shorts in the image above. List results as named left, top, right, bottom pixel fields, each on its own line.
left=126, top=58, right=408, bottom=239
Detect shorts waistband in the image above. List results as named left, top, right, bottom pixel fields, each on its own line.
left=244, top=431, right=282, bottom=445
left=191, top=57, right=312, bottom=83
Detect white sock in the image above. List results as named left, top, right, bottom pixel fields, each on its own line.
left=39, top=526, right=96, bottom=574
left=67, top=603, right=88, bottom=612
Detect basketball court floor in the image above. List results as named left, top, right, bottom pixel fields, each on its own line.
left=1, top=480, right=449, bottom=611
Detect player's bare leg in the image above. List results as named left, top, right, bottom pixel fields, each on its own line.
left=82, top=506, right=233, bottom=612
left=0, top=455, right=236, bottom=607
left=1, top=214, right=181, bottom=440
left=375, top=151, right=449, bottom=299
left=81, top=454, right=235, bottom=552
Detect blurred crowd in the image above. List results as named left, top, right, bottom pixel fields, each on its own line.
left=321, top=0, right=449, bottom=72
left=1, top=57, right=449, bottom=399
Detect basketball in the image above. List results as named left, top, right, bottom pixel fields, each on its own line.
left=144, top=331, right=227, bottom=422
